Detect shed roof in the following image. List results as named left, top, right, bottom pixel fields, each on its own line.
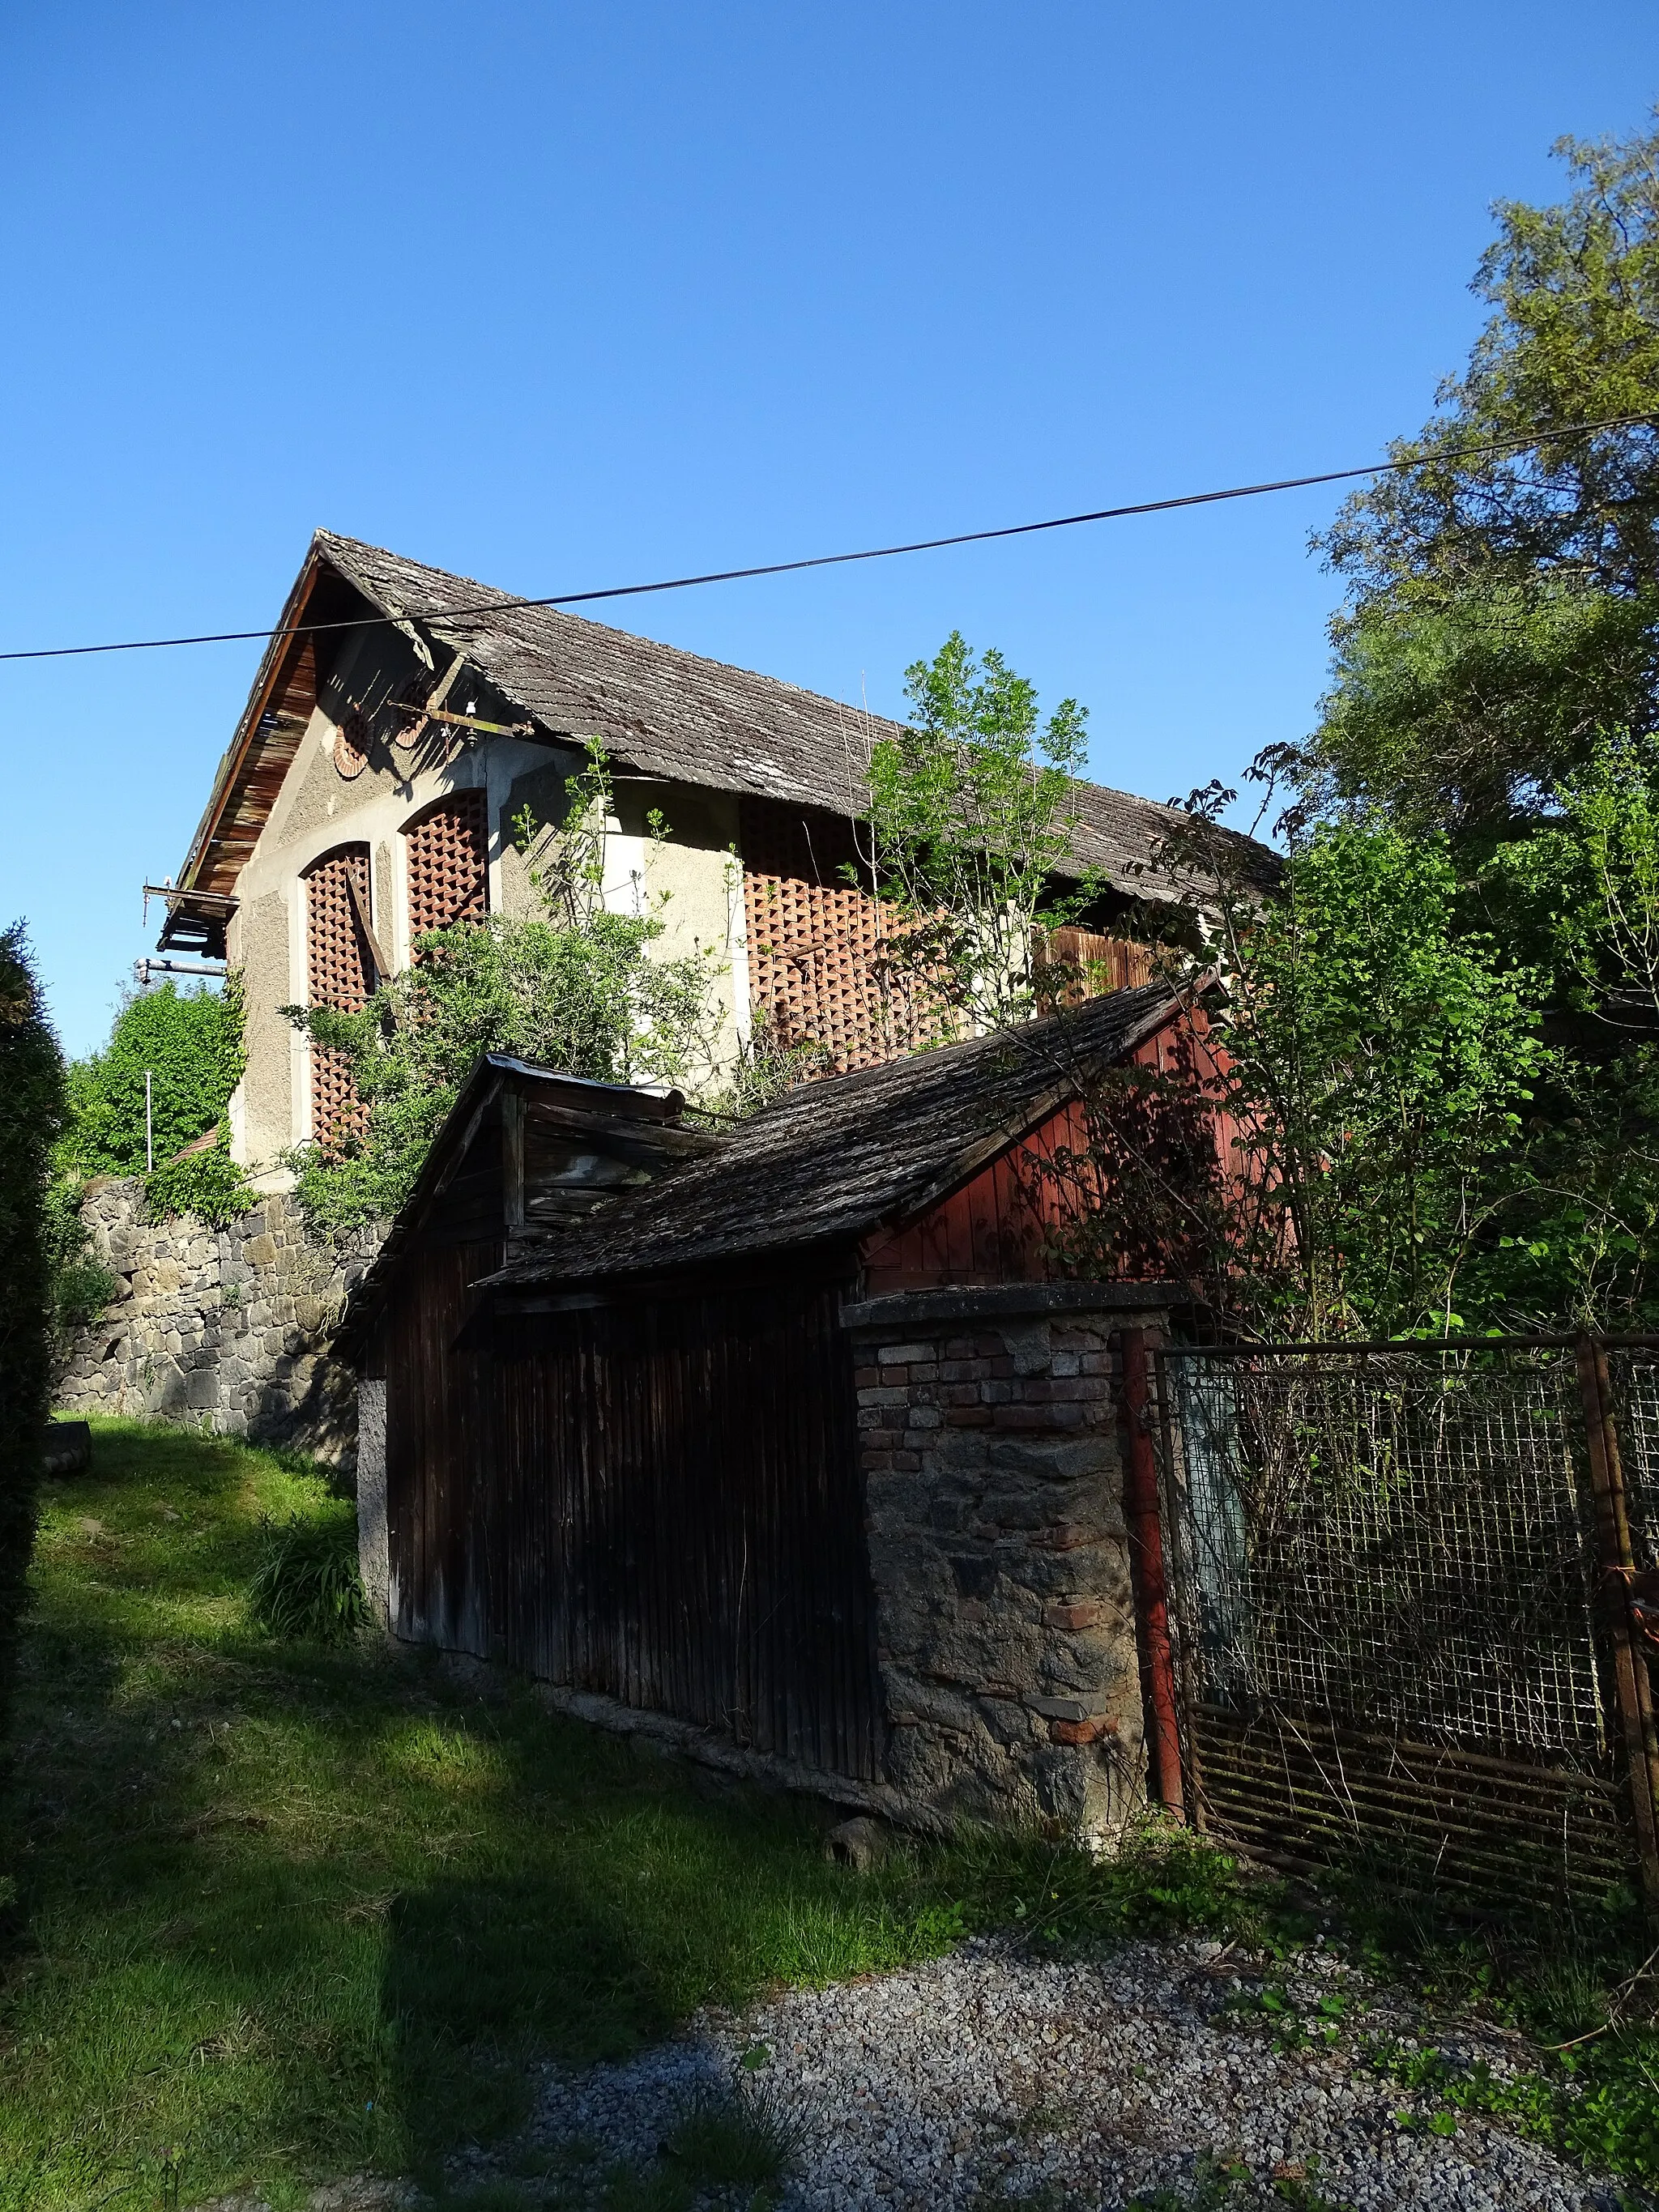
left=484, top=982, right=1183, bottom=1291
left=175, top=530, right=1275, bottom=909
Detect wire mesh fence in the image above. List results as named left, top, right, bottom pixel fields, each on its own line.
left=1155, top=1340, right=1657, bottom=1905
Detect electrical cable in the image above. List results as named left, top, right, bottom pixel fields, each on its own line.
left=0, top=412, right=1653, bottom=665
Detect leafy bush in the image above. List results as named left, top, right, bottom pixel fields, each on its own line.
left=56, top=971, right=254, bottom=1226
left=0, top=924, right=65, bottom=1782
left=247, top=1506, right=369, bottom=1643
left=40, top=1170, right=117, bottom=1333
left=282, top=744, right=727, bottom=1233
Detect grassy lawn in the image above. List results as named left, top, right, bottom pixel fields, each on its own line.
left=0, top=1420, right=1005, bottom=2211
left=8, top=1419, right=1657, bottom=2211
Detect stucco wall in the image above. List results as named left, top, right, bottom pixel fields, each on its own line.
left=221, top=627, right=748, bottom=1180
left=55, top=1182, right=382, bottom=1466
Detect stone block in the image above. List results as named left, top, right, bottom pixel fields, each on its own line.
left=243, top=1234, right=278, bottom=1268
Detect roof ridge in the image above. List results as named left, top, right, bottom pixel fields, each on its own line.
left=312, top=529, right=1226, bottom=837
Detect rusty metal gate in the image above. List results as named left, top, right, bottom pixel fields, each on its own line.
left=1152, top=1336, right=1659, bottom=1908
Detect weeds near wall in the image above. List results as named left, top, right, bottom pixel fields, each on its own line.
left=246, top=1502, right=369, bottom=1643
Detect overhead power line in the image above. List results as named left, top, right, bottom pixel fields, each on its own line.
left=1, top=413, right=1653, bottom=666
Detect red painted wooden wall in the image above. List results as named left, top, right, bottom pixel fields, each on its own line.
left=859, top=1006, right=1237, bottom=1294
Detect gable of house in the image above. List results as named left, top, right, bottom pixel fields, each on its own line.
left=151, top=530, right=1269, bottom=1186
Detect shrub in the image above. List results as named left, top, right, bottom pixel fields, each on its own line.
left=248, top=1507, right=369, bottom=1643
left=0, top=925, right=66, bottom=1783
left=58, top=972, right=254, bottom=1226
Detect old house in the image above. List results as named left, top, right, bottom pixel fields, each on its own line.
left=339, top=982, right=1216, bottom=1837
left=150, top=530, right=1256, bottom=1184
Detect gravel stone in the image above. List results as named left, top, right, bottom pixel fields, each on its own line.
left=522, top=1935, right=1619, bottom=2209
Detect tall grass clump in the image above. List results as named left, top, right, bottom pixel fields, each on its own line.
left=247, top=1502, right=369, bottom=1642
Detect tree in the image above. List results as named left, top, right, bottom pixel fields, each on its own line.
left=851, top=630, right=1100, bottom=1041
left=1125, top=794, right=1563, bottom=1338
left=56, top=974, right=253, bottom=1230
left=283, top=745, right=726, bottom=1232
left=0, top=926, right=65, bottom=1824
left=1304, top=117, right=1659, bottom=843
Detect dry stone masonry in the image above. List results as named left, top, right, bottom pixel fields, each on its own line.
left=55, top=1180, right=382, bottom=1464
left=847, top=1284, right=1175, bottom=1843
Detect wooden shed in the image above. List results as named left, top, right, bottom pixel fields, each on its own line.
left=343, top=984, right=1213, bottom=1833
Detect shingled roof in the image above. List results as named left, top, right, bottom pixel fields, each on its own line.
left=175, top=529, right=1274, bottom=908
left=483, top=981, right=1182, bottom=1290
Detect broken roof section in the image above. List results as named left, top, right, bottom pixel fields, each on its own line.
left=169, top=528, right=1275, bottom=917
left=484, top=979, right=1183, bottom=1289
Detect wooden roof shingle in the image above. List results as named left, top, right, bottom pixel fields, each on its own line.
left=483, top=981, right=1183, bottom=1289
left=177, top=530, right=1275, bottom=908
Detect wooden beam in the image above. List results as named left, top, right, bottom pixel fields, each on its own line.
left=343, top=867, right=390, bottom=987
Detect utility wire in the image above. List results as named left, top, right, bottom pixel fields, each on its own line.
left=1, top=412, right=1653, bottom=666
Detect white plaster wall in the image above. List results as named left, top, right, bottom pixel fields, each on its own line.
left=225, top=696, right=753, bottom=1170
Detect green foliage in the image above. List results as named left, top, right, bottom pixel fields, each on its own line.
left=1154, top=801, right=1555, bottom=1335
left=39, top=1170, right=117, bottom=1334
left=855, top=632, right=1100, bottom=1041
left=1306, top=117, right=1659, bottom=839
left=0, top=923, right=64, bottom=1806
left=247, top=1505, right=369, bottom=1643
left=284, top=745, right=725, bottom=1231
left=1226, top=819, right=1550, bottom=1334
left=54, top=973, right=254, bottom=1230
left=5, top=1421, right=1259, bottom=2207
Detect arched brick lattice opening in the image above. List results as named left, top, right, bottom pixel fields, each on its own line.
left=303, top=843, right=373, bottom=1149
left=404, top=788, right=489, bottom=944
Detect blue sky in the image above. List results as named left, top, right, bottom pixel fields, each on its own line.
left=4, top=3, right=1657, bottom=1055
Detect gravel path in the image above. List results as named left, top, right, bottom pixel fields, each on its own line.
left=522, top=1936, right=1619, bottom=2210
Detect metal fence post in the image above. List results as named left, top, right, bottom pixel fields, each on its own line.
left=1576, top=1332, right=1659, bottom=1910
left=1120, top=1325, right=1186, bottom=1819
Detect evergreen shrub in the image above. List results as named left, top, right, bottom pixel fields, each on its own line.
left=0, top=924, right=65, bottom=1791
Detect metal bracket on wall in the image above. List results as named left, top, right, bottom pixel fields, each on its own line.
left=392, top=652, right=535, bottom=748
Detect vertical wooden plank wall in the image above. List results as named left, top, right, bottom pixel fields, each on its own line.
left=383, top=1239, right=504, bottom=1656
left=390, top=1272, right=886, bottom=1786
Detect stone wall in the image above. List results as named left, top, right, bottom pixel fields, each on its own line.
left=847, top=1284, right=1175, bottom=1844
left=54, top=1180, right=382, bottom=1466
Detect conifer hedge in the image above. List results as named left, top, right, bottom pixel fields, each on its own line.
left=0, top=925, right=64, bottom=1780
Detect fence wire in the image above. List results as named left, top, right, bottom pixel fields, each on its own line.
left=1161, top=1346, right=1613, bottom=1768
left=1608, top=1348, right=1659, bottom=1574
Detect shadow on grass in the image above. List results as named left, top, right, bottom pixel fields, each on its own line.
left=8, top=1421, right=970, bottom=2202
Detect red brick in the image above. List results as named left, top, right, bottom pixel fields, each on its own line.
left=1043, top=1600, right=1107, bottom=1632
left=945, top=1406, right=994, bottom=1428
left=854, top=1365, right=881, bottom=1389
left=880, top=1365, right=909, bottom=1387
left=940, top=1383, right=981, bottom=1408
left=893, top=1450, right=922, bottom=1472
left=1036, top=1523, right=1093, bottom=1551
left=862, top=1451, right=894, bottom=1471
left=1049, top=1716, right=1115, bottom=1745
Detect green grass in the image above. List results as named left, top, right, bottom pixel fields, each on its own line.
left=32, top=1421, right=1653, bottom=2208
left=0, top=1419, right=1238, bottom=2212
